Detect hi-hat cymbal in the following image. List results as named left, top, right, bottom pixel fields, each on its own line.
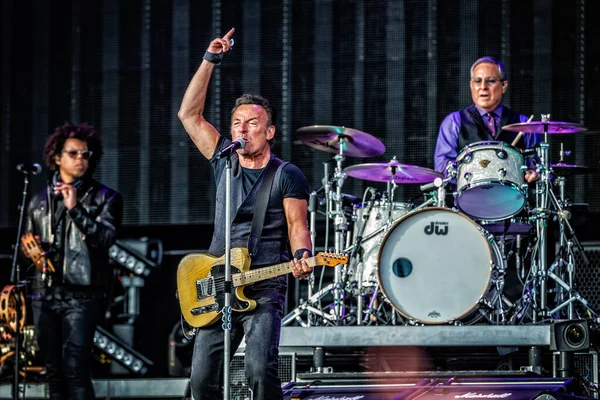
left=502, top=121, right=587, bottom=134
left=344, top=160, right=443, bottom=184
left=550, top=163, right=594, bottom=176
left=296, top=125, right=386, bottom=158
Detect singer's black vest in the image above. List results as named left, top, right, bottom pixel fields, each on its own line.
left=208, top=149, right=290, bottom=267
left=457, top=105, right=525, bottom=151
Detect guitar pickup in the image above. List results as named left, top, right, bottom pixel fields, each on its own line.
left=196, top=277, right=216, bottom=300
left=190, top=303, right=220, bottom=316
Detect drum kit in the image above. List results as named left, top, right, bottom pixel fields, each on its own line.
left=283, top=115, right=598, bottom=327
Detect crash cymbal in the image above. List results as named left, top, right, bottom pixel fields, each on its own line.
left=550, top=163, right=594, bottom=176
left=344, top=160, right=444, bottom=184
left=296, top=125, right=386, bottom=158
left=502, top=121, right=587, bottom=134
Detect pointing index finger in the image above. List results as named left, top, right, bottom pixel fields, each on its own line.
left=223, top=27, right=235, bottom=41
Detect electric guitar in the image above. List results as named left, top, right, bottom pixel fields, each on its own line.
left=176, top=247, right=348, bottom=328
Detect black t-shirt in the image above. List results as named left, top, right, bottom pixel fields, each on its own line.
left=212, top=136, right=310, bottom=201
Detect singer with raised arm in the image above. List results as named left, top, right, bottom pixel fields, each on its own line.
left=177, top=28, right=313, bottom=400
left=434, top=56, right=541, bottom=182
left=21, top=122, right=123, bottom=400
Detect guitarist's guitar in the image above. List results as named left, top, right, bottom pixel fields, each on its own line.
left=176, top=247, right=348, bottom=328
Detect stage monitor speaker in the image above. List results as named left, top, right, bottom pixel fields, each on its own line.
left=553, top=350, right=599, bottom=399
left=573, top=242, right=600, bottom=313
left=231, top=352, right=295, bottom=399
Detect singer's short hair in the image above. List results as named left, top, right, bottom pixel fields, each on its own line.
left=43, top=122, right=102, bottom=175
left=470, top=56, right=507, bottom=82
left=231, top=94, right=276, bottom=146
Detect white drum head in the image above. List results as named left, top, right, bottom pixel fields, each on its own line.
left=378, top=208, right=493, bottom=324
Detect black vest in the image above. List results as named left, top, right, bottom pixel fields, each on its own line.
left=209, top=153, right=290, bottom=267
left=457, top=105, right=525, bottom=151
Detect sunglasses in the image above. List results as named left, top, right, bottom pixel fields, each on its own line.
left=62, top=149, right=93, bottom=160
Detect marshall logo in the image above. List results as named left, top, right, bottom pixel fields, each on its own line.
left=479, top=159, right=491, bottom=168
left=424, top=221, right=449, bottom=236
left=454, top=392, right=512, bottom=398
left=311, top=396, right=365, bottom=400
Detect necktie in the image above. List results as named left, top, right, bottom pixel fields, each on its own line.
left=486, top=112, right=496, bottom=137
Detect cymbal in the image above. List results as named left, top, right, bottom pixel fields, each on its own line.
left=550, top=163, right=594, bottom=176
left=344, top=160, right=444, bottom=184
left=296, top=125, right=386, bottom=157
left=502, top=121, right=587, bottom=134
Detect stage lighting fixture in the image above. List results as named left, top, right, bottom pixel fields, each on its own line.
left=108, top=239, right=161, bottom=277
left=93, top=326, right=153, bottom=375
left=550, top=319, right=590, bottom=352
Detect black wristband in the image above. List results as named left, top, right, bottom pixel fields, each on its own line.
left=294, top=248, right=313, bottom=260
left=203, top=51, right=224, bottom=64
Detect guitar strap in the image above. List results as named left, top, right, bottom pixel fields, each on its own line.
left=247, top=158, right=286, bottom=259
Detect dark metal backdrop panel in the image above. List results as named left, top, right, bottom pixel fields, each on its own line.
left=0, top=0, right=598, bottom=229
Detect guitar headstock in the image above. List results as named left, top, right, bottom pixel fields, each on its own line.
left=314, top=252, right=349, bottom=266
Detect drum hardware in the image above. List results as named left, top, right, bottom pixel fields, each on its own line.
left=420, top=175, right=454, bottom=208
left=348, top=188, right=378, bottom=325
left=292, top=126, right=386, bottom=326
left=503, top=116, right=591, bottom=323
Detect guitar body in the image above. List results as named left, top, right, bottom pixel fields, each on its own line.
left=177, top=248, right=253, bottom=328
left=177, top=247, right=347, bottom=328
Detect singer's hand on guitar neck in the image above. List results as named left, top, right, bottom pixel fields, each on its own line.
left=54, top=182, right=78, bottom=209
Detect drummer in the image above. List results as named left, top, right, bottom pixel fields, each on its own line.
left=434, top=56, right=541, bottom=183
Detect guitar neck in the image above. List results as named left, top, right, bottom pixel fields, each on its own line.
left=232, top=257, right=319, bottom=287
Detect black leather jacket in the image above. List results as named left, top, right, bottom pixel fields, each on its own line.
left=24, top=178, right=123, bottom=292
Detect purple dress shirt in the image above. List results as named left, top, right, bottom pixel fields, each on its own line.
left=434, top=104, right=541, bottom=174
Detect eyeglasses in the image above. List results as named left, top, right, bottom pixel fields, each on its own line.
left=62, top=149, right=93, bottom=160
left=471, top=77, right=503, bottom=87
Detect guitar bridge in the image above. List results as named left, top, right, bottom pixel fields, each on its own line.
left=196, top=277, right=216, bottom=299
left=190, top=303, right=220, bottom=315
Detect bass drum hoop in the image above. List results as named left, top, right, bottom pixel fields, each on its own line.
left=377, top=207, right=494, bottom=324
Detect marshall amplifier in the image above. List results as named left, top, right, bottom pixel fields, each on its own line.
left=283, top=376, right=588, bottom=400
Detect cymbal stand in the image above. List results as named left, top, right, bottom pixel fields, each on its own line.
left=330, top=141, right=348, bottom=323
left=531, top=114, right=552, bottom=322
left=545, top=176, right=596, bottom=320
left=529, top=115, right=596, bottom=322
left=351, top=189, right=377, bottom=326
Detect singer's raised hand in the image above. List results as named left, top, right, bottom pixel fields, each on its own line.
left=207, top=27, right=235, bottom=54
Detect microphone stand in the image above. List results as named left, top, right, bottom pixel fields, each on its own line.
left=307, top=191, right=319, bottom=324
left=10, top=170, right=33, bottom=400
left=222, top=156, right=233, bottom=400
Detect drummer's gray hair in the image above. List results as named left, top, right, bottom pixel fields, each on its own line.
left=470, top=57, right=507, bottom=82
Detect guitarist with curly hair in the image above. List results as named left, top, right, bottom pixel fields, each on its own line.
left=178, top=28, right=314, bottom=400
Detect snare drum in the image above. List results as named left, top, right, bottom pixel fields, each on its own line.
left=456, top=141, right=527, bottom=221
left=378, top=207, right=503, bottom=324
left=350, top=201, right=412, bottom=286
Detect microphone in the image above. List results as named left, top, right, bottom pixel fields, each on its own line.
left=420, top=176, right=451, bottom=192
left=216, top=138, right=245, bottom=159
left=17, top=163, right=42, bottom=175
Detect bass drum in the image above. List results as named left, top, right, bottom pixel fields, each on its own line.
left=377, top=207, right=502, bottom=324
